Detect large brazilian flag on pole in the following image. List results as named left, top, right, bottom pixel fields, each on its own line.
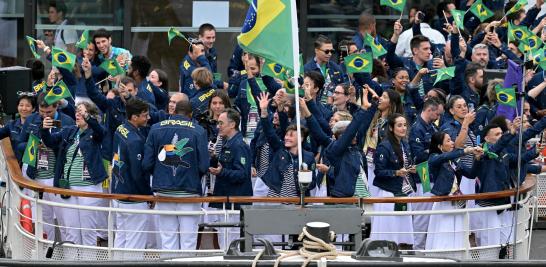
left=237, top=0, right=295, bottom=70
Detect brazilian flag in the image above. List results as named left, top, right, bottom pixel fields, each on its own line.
left=262, top=58, right=286, bottom=79
left=99, top=59, right=125, bottom=77
left=25, top=36, right=40, bottom=59
left=528, top=48, right=545, bottom=65
left=238, top=0, right=295, bottom=70
left=364, top=34, right=387, bottom=58
left=246, top=77, right=267, bottom=108
left=508, top=23, right=531, bottom=42
left=506, top=0, right=528, bottom=16
left=22, top=134, right=40, bottom=167
left=522, top=34, right=543, bottom=52
left=432, top=66, right=455, bottom=85
left=76, top=30, right=90, bottom=50
left=469, top=0, right=494, bottom=22
left=450, top=9, right=465, bottom=30
left=495, top=85, right=516, bottom=108
left=380, top=0, right=406, bottom=12
left=344, top=53, right=372, bottom=74
left=168, top=27, right=188, bottom=45
left=52, top=47, right=76, bottom=71
left=45, top=80, right=72, bottom=105
left=416, top=161, right=430, bottom=193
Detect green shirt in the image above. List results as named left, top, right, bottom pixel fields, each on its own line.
left=63, top=133, right=93, bottom=187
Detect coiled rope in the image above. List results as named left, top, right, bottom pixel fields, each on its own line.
left=252, top=226, right=352, bottom=267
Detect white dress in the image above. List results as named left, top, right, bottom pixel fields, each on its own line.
left=369, top=189, right=414, bottom=245
left=425, top=200, right=467, bottom=250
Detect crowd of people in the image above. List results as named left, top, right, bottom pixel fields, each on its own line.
left=2, top=0, right=546, bottom=255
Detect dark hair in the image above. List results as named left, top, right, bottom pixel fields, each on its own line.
left=93, top=28, right=111, bottom=44
left=246, top=53, right=261, bottom=70
left=37, top=93, right=57, bottom=108
left=17, top=95, right=37, bottom=110
left=391, top=67, right=409, bottom=86
left=481, top=123, right=502, bottom=139
left=152, top=69, right=169, bottom=90
left=222, top=108, right=241, bottom=131
left=505, top=0, right=525, bottom=22
left=429, top=131, right=448, bottom=155
left=208, top=89, right=231, bottom=116
left=372, top=59, right=388, bottom=81
left=26, top=59, right=45, bottom=81
left=120, top=76, right=135, bottom=87
left=422, top=98, right=439, bottom=112
left=464, top=62, right=484, bottom=84
left=385, top=113, right=406, bottom=165
left=175, top=98, right=193, bottom=117
left=489, top=115, right=508, bottom=133
left=336, top=83, right=351, bottom=96
left=447, top=95, right=465, bottom=115
left=410, top=35, right=430, bottom=54
left=198, top=23, right=216, bottom=36
left=48, top=0, right=67, bottom=16
left=304, top=71, right=325, bottom=91
left=130, top=55, right=151, bottom=78
left=428, top=88, right=447, bottom=104
left=286, top=124, right=309, bottom=144
left=384, top=89, right=405, bottom=116
left=314, top=34, right=332, bottom=49
left=125, top=98, right=149, bottom=120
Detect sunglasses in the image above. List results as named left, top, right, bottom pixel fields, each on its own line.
left=320, top=49, right=335, bottom=55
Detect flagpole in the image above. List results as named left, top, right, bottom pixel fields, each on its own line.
left=399, top=8, right=404, bottom=21
left=290, top=0, right=303, bottom=171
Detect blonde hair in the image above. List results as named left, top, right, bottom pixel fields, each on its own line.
left=191, top=67, right=213, bottom=89
left=485, top=78, right=504, bottom=106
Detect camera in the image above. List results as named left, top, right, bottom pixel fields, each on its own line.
left=417, top=11, right=425, bottom=22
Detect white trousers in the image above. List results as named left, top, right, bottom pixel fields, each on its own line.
left=367, top=164, right=380, bottom=197
left=412, top=184, right=434, bottom=250
left=56, top=183, right=106, bottom=246
left=114, top=201, right=149, bottom=249
left=155, top=201, right=201, bottom=250
left=34, top=178, right=57, bottom=241
left=370, top=189, right=414, bottom=245
left=426, top=201, right=467, bottom=251
left=474, top=209, right=501, bottom=247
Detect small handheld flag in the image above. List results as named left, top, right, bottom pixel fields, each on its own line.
left=168, top=27, right=188, bottom=45
left=52, top=47, right=76, bottom=71
left=506, top=0, right=528, bottom=17
left=76, top=30, right=90, bottom=50
left=416, top=161, right=431, bottom=193
left=99, top=59, right=125, bottom=77
left=380, top=0, right=407, bottom=12
left=508, top=23, right=532, bottom=42
left=495, top=85, right=516, bottom=108
left=22, top=134, right=40, bottom=167
left=25, top=36, right=40, bottom=59
left=344, top=53, right=372, bottom=74
left=45, top=80, right=73, bottom=105
left=432, top=66, right=456, bottom=85
left=364, top=34, right=387, bottom=58
left=469, top=0, right=494, bottom=22
left=450, top=9, right=465, bottom=30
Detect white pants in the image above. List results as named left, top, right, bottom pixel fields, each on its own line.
left=412, top=184, right=434, bottom=250
left=474, top=209, right=501, bottom=247
left=367, top=164, right=379, bottom=197
left=370, top=189, right=414, bottom=245
left=207, top=208, right=240, bottom=250
left=56, top=183, right=106, bottom=246
left=114, top=201, right=149, bottom=249
left=34, top=178, right=57, bottom=241
left=155, top=201, right=201, bottom=250
left=426, top=201, right=467, bottom=251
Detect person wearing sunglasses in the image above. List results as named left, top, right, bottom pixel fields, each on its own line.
left=304, top=35, right=347, bottom=105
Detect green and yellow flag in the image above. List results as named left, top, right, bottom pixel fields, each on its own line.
left=508, top=23, right=531, bottom=42
left=483, top=143, right=499, bottom=159
left=246, top=77, right=267, bottom=108
left=22, top=133, right=40, bottom=167
left=45, top=80, right=72, bottom=105
left=364, top=34, right=387, bottom=58
left=416, top=161, right=431, bottom=193
left=495, top=85, right=516, bottom=108
left=167, top=27, right=188, bottom=45
left=99, top=59, right=125, bottom=77
left=506, top=0, right=528, bottom=16
left=469, top=0, right=494, bottom=22
left=52, top=47, right=76, bottom=71
left=432, top=66, right=455, bottom=85
left=76, top=30, right=90, bottom=50
left=380, top=0, right=407, bottom=12
left=25, top=36, right=40, bottom=59
left=238, top=0, right=295, bottom=71
left=262, top=58, right=287, bottom=79
left=528, top=48, right=545, bottom=65
left=450, top=9, right=466, bottom=30
left=522, top=34, right=543, bottom=52
left=344, top=53, right=372, bottom=74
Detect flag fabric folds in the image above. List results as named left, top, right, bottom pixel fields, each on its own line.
left=22, top=134, right=40, bottom=167
left=379, top=0, right=407, bottom=12
left=344, top=53, right=372, bottom=74
left=432, top=66, right=455, bottom=85
left=262, top=58, right=287, bottom=79
left=450, top=9, right=465, bottom=30
left=26, top=36, right=40, bottom=59
left=416, top=161, right=431, bottom=193
left=168, top=27, right=188, bottom=45
left=469, top=0, right=494, bottom=22
left=45, top=80, right=72, bottom=105
left=237, top=0, right=295, bottom=70
left=508, top=23, right=531, bottom=42
left=506, top=0, right=528, bottom=16
left=76, top=30, right=90, bottom=50
left=498, top=60, right=522, bottom=120
left=365, top=34, right=387, bottom=58
left=495, top=85, right=517, bottom=108
left=52, top=47, right=76, bottom=71
left=246, top=77, right=267, bottom=107
left=99, top=59, right=125, bottom=77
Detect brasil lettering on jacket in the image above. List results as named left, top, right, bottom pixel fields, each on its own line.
left=160, top=120, right=195, bottom=128
left=198, top=89, right=215, bottom=102
left=116, top=124, right=129, bottom=138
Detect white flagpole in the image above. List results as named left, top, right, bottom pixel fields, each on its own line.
left=290, top=0, right=303, bottom=170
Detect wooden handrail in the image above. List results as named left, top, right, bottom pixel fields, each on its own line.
left=2, top=139, right=537, bottom=205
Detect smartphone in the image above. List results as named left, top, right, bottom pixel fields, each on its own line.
left=53, top=120, right=62, bottom=128
left=489, top=26, right=495, bottom=33
left=210, top=155, right=219, bottom=168
left=340, top=45, right=349, bottom=58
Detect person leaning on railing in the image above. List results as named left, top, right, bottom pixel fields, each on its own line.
left=425, top=131, right=482, bottom=251
left=40, top=101, right=108, bottom=246
left=371, top=113, right=416, bottom=249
